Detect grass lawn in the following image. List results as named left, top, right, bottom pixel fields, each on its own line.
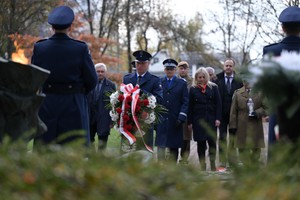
left=107, top=128, right=121, bottom=149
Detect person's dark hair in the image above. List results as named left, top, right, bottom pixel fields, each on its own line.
left=52, top=25, right=71, bottom=30
left=282, top=22, right=300, bottom=35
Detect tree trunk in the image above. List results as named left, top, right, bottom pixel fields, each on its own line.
left=125, top=0, right=132, bottom=73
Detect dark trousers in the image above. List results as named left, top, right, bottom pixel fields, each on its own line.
left=268, top=114, right=277, bottom=144
left=90, top=123, right=109, bottom=150
left=197, top=139, right=216, bottom=171
left=157, top=147, right=179, bottom=163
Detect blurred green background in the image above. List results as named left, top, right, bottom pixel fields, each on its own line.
left=2, top=129, right=300, bottom=200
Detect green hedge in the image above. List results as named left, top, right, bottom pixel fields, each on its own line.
left=0, top=134, right=299, bottom=200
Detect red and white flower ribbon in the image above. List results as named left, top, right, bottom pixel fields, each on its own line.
left=119, top=83, right=153, bottom=153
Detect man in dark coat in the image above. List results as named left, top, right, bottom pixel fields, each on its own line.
left=122, top=50, right=163, bottom=152
left=156, top=59, right=189, bottom=162
left=31, top=6, right=98, bottom=146
left=215, top=59, right=243, bottom=168
left=88, top=63, right=116, bottom=151
left=263, top=6, right=300, bottom=145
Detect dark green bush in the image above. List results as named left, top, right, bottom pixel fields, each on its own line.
left=0, top=136, right=299, bottom=200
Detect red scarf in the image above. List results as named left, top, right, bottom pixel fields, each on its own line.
left=198, top=84, right=207, bottom=93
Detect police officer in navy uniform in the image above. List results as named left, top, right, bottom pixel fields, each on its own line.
left=263, top=6, right=300, bottom=146
left=31, top=6, right=98, bottom=145
left=155, top=59, right=189, bottom=162
left=122, top=50, right=163, bottom=152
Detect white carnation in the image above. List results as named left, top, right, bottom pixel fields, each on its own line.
left=147, top=95, right=156, bottom=109
left=110, top=91, right=120, bottom=105
left=145, top=112, right=155, bottom=124
left=109, top=110, right=119, bottom=121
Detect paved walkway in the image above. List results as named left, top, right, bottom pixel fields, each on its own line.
left=186, top=122, right=269, bottom=169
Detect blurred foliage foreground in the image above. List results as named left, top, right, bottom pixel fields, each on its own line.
left=0, top=139, right=300, bottom=200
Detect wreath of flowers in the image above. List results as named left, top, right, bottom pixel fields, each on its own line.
left=107, top=83, right=167, bottom=152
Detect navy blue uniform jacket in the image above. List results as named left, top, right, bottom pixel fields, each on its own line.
left=263, top=35, right=300, bottom=144
left=88, top=78, right=116, bottom=136
left=31, top=33, right=97, bottom=144
left=263, top=35, right=300, bottom=56
left=123, top=71, right=163, bottom=103
left=155, top=76, right=189, bottom=148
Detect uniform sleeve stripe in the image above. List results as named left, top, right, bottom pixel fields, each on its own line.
left=179, top=112, right=187, bottom=117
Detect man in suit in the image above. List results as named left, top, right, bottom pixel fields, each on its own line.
left=156, top=59, right=189, bottom=162
left=88, top=63, right=116, bottom=151
left=215, top=59, right=243, bottom=169
left=263, top=6, right=300, bottom=146
left=31, top=6, right=98, bottom=146
left=177, top=61, right=193, bottom=164
left=122, top=50, right=163, bottom=152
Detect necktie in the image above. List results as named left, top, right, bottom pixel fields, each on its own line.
left=137, top=75, right=142, bottom=85
left=226, top=76, right=231, bottom=93
left=93, top=82, right=101, bottom=107
left=167, top=79, right=171, bottom=88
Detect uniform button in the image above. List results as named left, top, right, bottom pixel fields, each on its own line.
left=48, top=84, right=52, bottom=88
left=166, top=100, right=169, bottom=103
left=68, top=85, right=72, bottom=88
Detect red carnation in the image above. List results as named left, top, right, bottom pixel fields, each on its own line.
left=141, top=111, right=149, bottom=119
left=123, top=114, right=130, bottom=122
left=137, top=99, right=142, bottom=105
left=116, top=107, right=122, bottom=114
left=135, top=105, right=141, bottom=112
left=118, top=94, right=124, bottom=102
left=126, top=95, right=132, bottom=102
left=125, top=103, right=131, bottom=110
left=124, top=124, right=133, bottom=131
left=143, top=99, right=149, bottom=106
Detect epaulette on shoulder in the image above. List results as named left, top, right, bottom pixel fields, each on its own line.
left=151, top=74, right=159, bottom=79
left=36, top=38, right=47, bottom=43
left=124, top=73, right=131, bottom=77
left=264, top=43, right=279, bottom=48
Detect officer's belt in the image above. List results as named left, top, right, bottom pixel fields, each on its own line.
left=43, top=84, right=85, bottom=94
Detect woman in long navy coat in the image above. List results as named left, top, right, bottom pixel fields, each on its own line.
left=188, top=67, right=221, bottom=171
left=155, top=59, right=189, bottom=162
